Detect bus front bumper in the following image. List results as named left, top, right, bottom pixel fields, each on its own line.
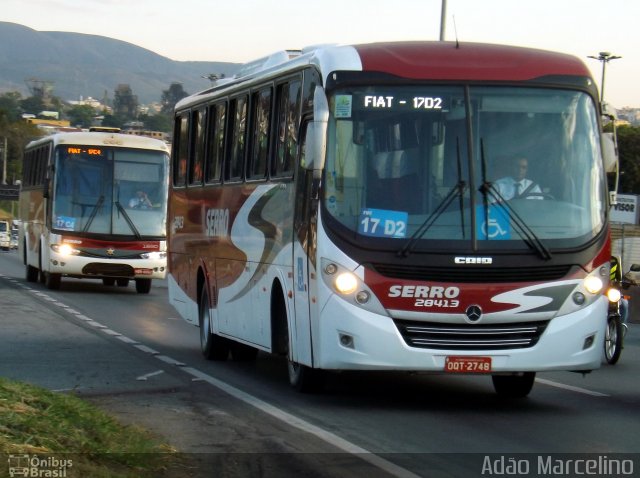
left=47, top=253, right=167, bottom=280
left=314, top=295, right=607, bottom=373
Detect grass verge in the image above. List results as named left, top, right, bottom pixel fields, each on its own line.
left=0, top=377, right=178, bottom=477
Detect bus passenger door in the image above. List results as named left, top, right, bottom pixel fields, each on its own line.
left=291, top=128, right=316, bottom=367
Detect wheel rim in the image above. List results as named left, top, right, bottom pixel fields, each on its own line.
left=605, top=320, right=617, bottom=360
left=200, top=306, right=211, bottom=349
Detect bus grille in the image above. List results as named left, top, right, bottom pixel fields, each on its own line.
left=394, top=320, right=549, bottom=350
left=370, top=263, right=570, bottom=283
left=82, top=263, right=135, bottom=277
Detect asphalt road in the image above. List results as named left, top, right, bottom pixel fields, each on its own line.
left=1, top=249, right=639, bottom=478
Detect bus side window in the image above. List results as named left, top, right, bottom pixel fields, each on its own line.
left=247, top=87, right=272, bottom=180
left=189, top=108, right=206, bottom=186
left=272, top=78, right=301, bottom=178
left=206, top=102, right=226, bottom=184
left=173, top=114, right=189, bottom=187
left=226, top=95, right=247, bottom=182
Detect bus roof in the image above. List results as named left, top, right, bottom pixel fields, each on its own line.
left=26, top=131, right=170, bottom=153
left=177, top=41, right=594, bottom=110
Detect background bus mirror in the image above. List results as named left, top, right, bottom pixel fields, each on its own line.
left=304, top=86, right=329, bottom=171
left=42, top=178, right=50, bottom=198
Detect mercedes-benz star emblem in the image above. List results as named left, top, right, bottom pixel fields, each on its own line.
left=465, top=305, right=482, bottom=322
left=106, top=248, right=115, bottom=256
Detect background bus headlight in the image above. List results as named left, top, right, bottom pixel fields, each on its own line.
left=51, top=244, right=80, bottom=256
left=141, top=251, right=166, bottom=260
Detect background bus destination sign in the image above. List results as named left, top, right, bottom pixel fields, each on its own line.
left=66, top=146, right=104, bottom=157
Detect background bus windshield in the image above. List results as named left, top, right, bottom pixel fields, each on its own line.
left=323, top=85, right=606, bottom=251
left=52, top=146, right=169, bottom=238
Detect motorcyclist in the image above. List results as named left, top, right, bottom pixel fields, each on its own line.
left=610, top=256, right=629, bottom=325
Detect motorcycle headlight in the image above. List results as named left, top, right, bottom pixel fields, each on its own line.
left=606, top=287, right=622, bottom=303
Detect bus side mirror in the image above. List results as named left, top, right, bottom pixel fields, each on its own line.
left=603, top=132, right=618, bottom=173
left=304, top=86, right=329, bottom=172
left=43, top=178, right=50, bottom=199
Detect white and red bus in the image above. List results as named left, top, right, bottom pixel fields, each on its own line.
left=19, top=131, right=170, bottom=293
left=168, top=42, right=616, bottom=396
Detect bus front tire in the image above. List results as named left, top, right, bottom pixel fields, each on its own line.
left=135, top=279, right=152, bottom=294
left=45, top=272, right=61, bottom=290
left=199, top=287, right=229, bottom=361
left=287, top=361, right=325, bottom=393
left=492, top=372, right=535, bottom=398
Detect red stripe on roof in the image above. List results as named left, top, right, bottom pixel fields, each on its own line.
left=353, top=42, right=591, bottom=82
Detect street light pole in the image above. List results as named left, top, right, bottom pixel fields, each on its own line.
left=588, top=51, right=622, bottom=104
left=439, top=0, right=447, bottom=41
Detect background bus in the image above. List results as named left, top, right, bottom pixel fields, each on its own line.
left=19, top=131, right=170, bottom=293
left=168, top=42, right=616, bottom=397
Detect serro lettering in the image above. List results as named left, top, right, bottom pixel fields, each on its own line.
left=206, top=208, right=229, bottom=238
left=388, top=285, right=460, bottom=298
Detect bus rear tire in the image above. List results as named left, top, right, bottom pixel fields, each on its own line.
left=199, top=287, right=229, bottom=361
left=26, top=264, right=38, bottom=282
left=492, top=372, right=535, bottom=398
left=135, top=279, right=152, bottom=294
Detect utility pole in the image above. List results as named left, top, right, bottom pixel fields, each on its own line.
left=588, top=51, right=621, bottom=104
left=439, top=0, right=447, bottom=41
left=1, top=136, right=6, bottom=185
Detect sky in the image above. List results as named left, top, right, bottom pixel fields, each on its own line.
left=2, top=0, right=639, bottom=108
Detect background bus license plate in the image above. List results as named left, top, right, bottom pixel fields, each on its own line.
left=445, top=356, right=492, bottom=373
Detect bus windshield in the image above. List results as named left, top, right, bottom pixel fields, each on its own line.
left=52, top=145, right=169, bottom=238
left=323, top=85, right=606, bottom=252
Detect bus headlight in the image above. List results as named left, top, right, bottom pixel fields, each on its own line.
left=321, top=258, right=387, bottom=316
left=583, top=275, right=604, bottom=295
left=51, top=243, right=80, bottom=256
left=140, top=251, right=166, bottom=260
left=335, top=272, right=358, bottom=294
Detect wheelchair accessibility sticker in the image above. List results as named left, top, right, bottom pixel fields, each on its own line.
left=476, top=206, right=510, bottom=240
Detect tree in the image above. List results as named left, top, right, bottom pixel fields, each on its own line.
left=161, top=82, right=188, bottom=115
left=617, top=125, right=640, bottom=194
left=113, top=84, right=138, bottom=121
left=0, top=92, right=23, bottom=121
left=139, top=113, right=171, bottom=133
left=66, top=104, right=96, bottom=128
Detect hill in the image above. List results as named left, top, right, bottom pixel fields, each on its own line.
left=0, top=22, right=239, bottom=104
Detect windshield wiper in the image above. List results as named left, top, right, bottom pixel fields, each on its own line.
left=398, top=138, right=467, bottom=257
left=115, top=201, right=142, bottom=239
left=82, top=195, right=104, bottom=233
left=478, top=141, right=551, bottom=260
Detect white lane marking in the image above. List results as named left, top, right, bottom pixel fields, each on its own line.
left=156, top=355, right=185, bottom=366
left=135, top=344, right=160, bottom=355
left=115, top=335, right=138, bottom=344
left=535, top=378, right=609, bottom=397
left=101, top=329, right=122, bottom=336
left=182, top=366, right=422, bottom=478
left=137, top=370, right=165, bottom=381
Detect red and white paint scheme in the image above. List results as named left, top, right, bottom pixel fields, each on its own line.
left=19, top=131, right=170, bottom=293
left=168, top=42, right=616, bottom=396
